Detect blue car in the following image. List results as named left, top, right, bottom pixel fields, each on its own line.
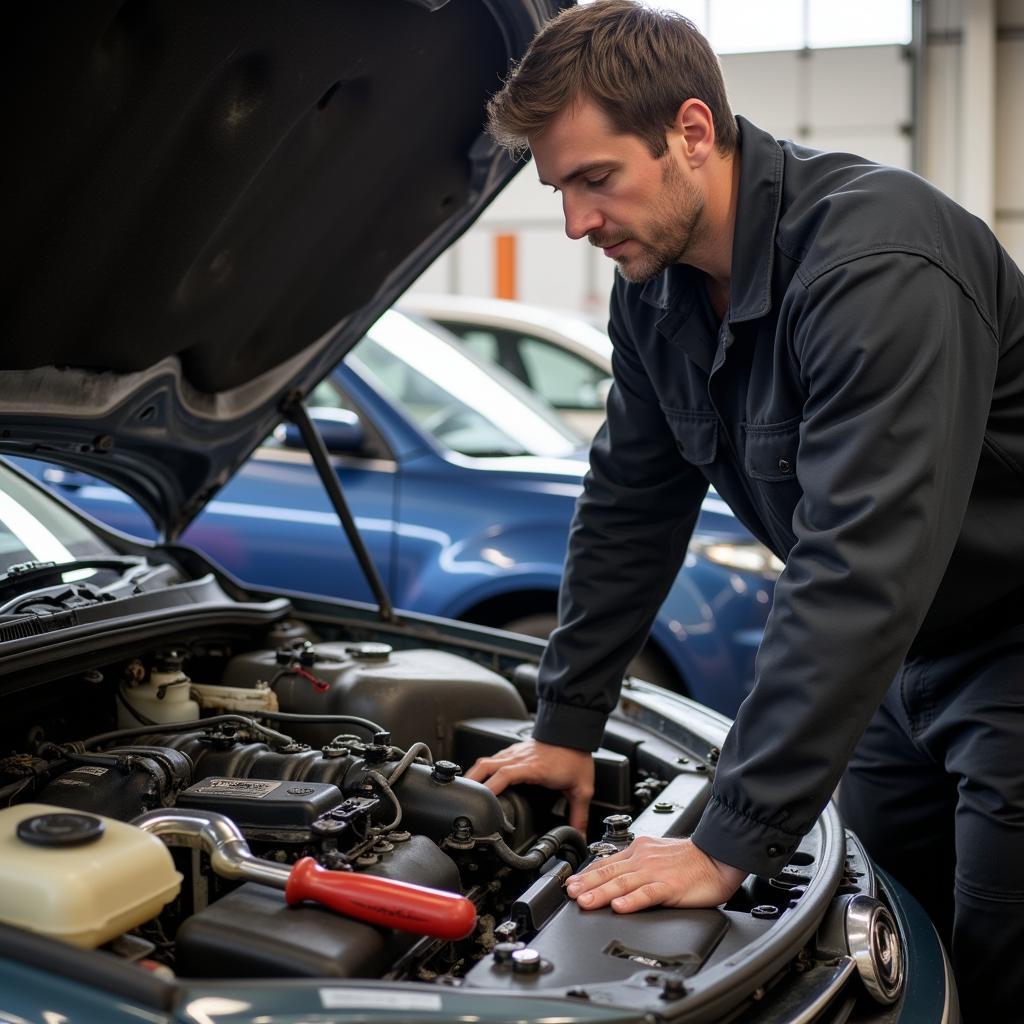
left=18, top=309, right=778, bottom=716
left=19, top=307, right=774, bottom=716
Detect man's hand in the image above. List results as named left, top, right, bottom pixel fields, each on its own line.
left=566, top=836, right=747, bottom=913
left=464, top=739, right=594, bottom=833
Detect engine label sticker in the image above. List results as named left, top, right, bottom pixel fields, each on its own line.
left=187, top=778, right=282, bottom=799
left=319, top=989, right=443, bottom=1011
left=69, top=766, right=109, bottom=777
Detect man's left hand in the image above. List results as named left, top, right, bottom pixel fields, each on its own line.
left=566, top=836, right=747, bottom=912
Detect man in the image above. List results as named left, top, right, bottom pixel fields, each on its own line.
left=463, top=2, right=1024, bottom=1018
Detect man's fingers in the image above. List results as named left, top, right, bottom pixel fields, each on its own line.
left=573, top=870, right=658, bottom=910
left=567, top=791, right=591, bottom=834
left=479, top=763, right=535, bottom=796
left=610, top=881, right=672, bottom=914
left=567, top=854, right=632, bottom=896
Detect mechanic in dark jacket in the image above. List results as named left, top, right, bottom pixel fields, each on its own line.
left=464, top=2, right=1024, bottom=1018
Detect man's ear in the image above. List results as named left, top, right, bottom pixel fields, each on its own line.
left=673, top=98, right=715, bottom=168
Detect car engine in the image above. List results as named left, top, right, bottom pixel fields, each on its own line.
left=0, top=625, right=628, bottom=982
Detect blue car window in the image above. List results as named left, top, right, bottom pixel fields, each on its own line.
left=351, top=313, right=581, bottom=459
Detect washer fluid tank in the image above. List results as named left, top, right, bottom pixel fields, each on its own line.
left=0, top=803, right=182, bottom=948
left=117, top=649, right=200, bottom=728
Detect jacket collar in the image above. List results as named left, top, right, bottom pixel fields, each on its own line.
left=640, top=116, right=784, bottom=325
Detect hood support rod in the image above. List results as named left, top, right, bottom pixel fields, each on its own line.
left=283, top=393, right=396, bottom=622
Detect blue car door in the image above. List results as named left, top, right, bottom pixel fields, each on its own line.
left=12, top=377, right=398, bottom=604
left=181, top=378, right=397, bottom=602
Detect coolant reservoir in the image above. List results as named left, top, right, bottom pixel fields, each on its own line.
left=117, top=649, right=200, bottom=728
left=0, top=803, right=182, bottom=948
left=220, top=644, right=530, bottom=757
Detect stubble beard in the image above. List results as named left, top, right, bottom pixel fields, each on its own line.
left=596, top=159, right=706, bottom=285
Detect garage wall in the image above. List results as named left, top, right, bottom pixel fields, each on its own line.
left=409, top=0, right=1024, bottom=313
left=920, top=0, right=1024, bottom=263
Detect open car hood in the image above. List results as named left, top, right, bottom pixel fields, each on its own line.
left=0, top=0, right=565, bottom=538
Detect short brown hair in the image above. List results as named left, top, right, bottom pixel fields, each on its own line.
left=487, top=0, right=737, bottom=159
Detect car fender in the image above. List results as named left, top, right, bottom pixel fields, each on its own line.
left=397, top=521, right=569, bottom=619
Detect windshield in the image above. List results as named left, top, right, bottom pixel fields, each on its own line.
left=351, top=311, right=584, bottom=458
left=0, top=461, right=114, bottom=577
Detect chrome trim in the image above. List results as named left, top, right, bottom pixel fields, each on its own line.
left=753, top=957, right=856, bottom=1024
left=254, top=445, right=398, bottom=473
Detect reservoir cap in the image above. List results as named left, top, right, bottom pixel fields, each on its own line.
left=17, top=812, right=105, bottom=847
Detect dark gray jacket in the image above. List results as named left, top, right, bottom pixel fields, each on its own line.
left=533, top=116, right=1024, bottom=877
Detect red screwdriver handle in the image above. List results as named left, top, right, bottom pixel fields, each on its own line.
left=284, top=857, right=477, bottom=940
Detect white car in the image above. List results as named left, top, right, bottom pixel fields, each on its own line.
left=401, top=293, right=613, bottom=438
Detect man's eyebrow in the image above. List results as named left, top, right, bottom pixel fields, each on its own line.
left=538, top=161, right=615, bottom=189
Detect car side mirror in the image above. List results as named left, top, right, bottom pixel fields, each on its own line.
left=280, top=408, right=365, bottom=455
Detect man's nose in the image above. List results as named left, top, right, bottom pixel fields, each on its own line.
left=563, top=194, right=602, bottom=240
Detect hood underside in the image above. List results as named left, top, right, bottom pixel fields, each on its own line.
left=1, top=0, right=564, bottom=536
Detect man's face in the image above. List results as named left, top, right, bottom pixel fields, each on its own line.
left=531, top=98, right=705, bottom=284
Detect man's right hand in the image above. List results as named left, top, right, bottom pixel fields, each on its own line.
left=464, top=739, right=595, bottom=834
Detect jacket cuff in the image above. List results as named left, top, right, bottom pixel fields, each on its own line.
left=532, top=699, right=607, bottom=752
left=690, top=795, right=803, bottom=878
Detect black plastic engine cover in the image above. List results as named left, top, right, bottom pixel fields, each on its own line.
left=176, top=835, right=462, bottom=978
left=175, top=777, right=342, bottom=830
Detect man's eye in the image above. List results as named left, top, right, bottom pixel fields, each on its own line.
left=585, top=175, right=610, bottom=188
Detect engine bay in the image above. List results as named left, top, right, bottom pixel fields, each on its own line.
left=0, top=611, right=886, bottom=1018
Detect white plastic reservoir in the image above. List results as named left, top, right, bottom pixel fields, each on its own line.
left=0, top=803, right=182, bottom=948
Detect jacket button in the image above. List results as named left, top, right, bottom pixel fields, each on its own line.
left=766, top=844, right=782, bottom=857
left=777, top=458, right=793, bottom=475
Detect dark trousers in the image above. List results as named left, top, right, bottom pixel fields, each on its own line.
left=837, top=623, right=1024, bottom=1023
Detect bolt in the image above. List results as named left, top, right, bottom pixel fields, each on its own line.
left=493, top=941, right=525, bottom=965
left=432, top=760, right=460, bottom=784
left=602, top=813, right=634, bottom=838
left=511, top=948, right=542, bottom=975
left=708, top=746, right=721, bottom=764
left=653, top=801, right=674, bottom=814
left=660, top=977, right=687, bottom=1001
left=695, top=764, right=708, bottom=773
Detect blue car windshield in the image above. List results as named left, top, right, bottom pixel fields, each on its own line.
left=352, top=311, right=584, bottom=459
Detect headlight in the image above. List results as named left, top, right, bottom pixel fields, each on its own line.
left=690, top=536, right=785, bottom=577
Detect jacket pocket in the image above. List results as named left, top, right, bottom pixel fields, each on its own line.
left=661, top=408, right=718, bottom=466
left=743, top=418, right=801, bottom=481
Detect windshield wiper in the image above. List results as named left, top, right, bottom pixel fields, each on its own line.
left=0, top=556, right=146, bottom=596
